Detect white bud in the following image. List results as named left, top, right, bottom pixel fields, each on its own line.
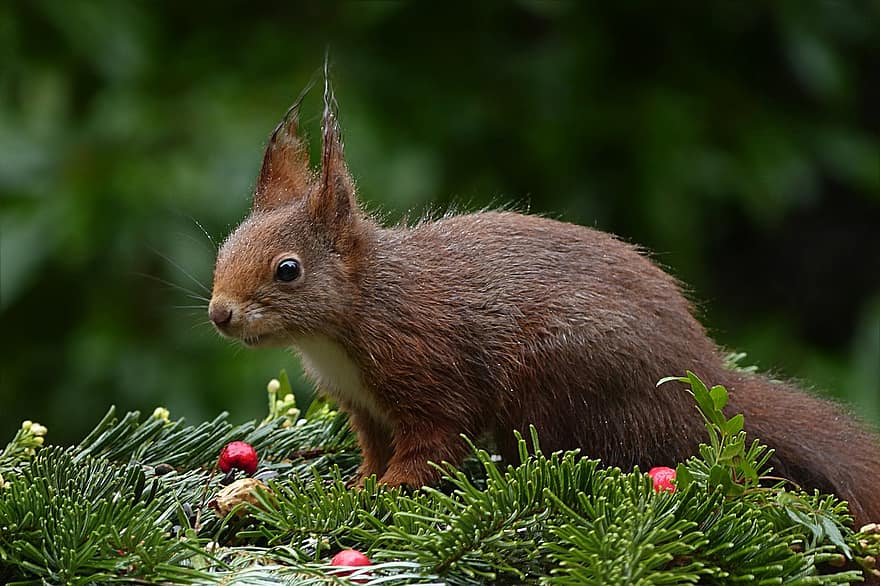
left=30, top=423, right=47, bottom=437
left=283, top=393, right=295, bottom=403
left=21, top=420, right=32, bottom=430
left=152, top=407, right=170, bottom=421
left=267, top=379, right=281, bottom=393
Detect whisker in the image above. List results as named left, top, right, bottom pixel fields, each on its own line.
left=183, top=294, right=209, bottom=305
left=189, top=216, right=218, bottom=250
left=149, top=247, right=212, bottom=295
left=177, top=313, right=209, bottom=320
left=174, top=230, right=216, bottom=251
left=135, top=272, right=211, bottom=302
left=155, top=306, right=210, bottom=322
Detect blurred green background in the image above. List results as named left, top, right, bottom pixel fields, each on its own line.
left=2, top=2, right=879, bottom=445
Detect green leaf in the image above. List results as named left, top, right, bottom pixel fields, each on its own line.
left=278, top=370, right=293, bottom=396
left=726, top=414, right=744, bottom=435
left=709, top=385, right=728, bottom=411
left=656, top=375, right=689, bottom=387
left=674, top=464, right=694, bottom=490
left=708, top=464, right=730, bottom=489
left=820, top=514, right=852, bottom=558
left=719, top=443, right=743, bottom=463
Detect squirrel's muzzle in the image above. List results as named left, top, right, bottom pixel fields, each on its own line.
left=208, top=301, right=233, bottom=329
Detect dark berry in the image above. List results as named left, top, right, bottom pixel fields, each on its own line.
left=154, top=463, right=175, bottom=476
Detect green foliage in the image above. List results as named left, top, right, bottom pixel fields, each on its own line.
left=658, top=371, right=773, bottom=497
left=1, top=372, right=877, bottom=584
left=0, top=420, right=47, bottom=476
left=0, top=447, right=201, bottom=584
left=659, top=371, right=855, bottom=559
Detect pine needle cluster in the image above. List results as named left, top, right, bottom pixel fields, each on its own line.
left=1, top=373, right=877, bottom=584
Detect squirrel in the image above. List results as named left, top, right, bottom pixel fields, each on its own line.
left=208, top=84, right=880, bottom=526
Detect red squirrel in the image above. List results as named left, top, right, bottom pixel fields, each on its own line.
left=208, top=86, right=880, bottom=525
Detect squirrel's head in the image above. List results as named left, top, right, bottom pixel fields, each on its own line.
left=209, top=87, right=369, bottom=347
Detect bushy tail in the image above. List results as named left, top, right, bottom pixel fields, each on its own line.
left=727, top=373, right=880, bottom=525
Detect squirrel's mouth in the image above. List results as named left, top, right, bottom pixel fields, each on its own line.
left=241, top=332, right=289, bottom=348
left=211, top=321, right=288, bottom=348
left=208, top=303, right=291, bottom=348
left=241, top=333, right=269, bottom=347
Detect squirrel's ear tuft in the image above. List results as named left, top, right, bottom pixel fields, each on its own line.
left=308, top=75, right=358, bottom=231
left=253, top=105, right=314, bottom=212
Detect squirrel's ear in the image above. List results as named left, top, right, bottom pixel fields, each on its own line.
left=253, top=106, right=314, bottom=212
left=308, top=85, right=357, bottom=230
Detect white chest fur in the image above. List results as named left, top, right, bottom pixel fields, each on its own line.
left=294, top=336, right=388, bottom=426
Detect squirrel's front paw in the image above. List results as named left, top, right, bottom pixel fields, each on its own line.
left=376, top=475, right=412, bottom=490
left=379, top=465, right=440, bottom=489
left=345, top=472, right=365, bottom=489
left=346, top=464, right=383, bottom=489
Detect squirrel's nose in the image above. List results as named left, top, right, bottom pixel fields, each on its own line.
left=209, top=302, right=233, bottom=327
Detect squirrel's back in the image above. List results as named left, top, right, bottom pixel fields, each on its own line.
left=349, top=211, right=880, bottom=522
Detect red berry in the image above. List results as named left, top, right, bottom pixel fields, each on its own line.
left=331, top=549, right=371, bottom=568
left=218, top=441, right=258, bottom=475
left=648, top=466, right=676, bottom=493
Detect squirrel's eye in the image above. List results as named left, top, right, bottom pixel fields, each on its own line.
left=275, top=258, right=301, bottom=282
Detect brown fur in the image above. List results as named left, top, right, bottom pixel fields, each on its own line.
left=209, top=90, right=880, bottom=526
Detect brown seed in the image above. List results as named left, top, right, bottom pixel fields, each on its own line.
left=208, top=477, right=269, bottom=518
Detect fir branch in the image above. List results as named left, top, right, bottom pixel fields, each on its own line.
left=1, top=371, right=873, bottom=584
left=0, top=447, right=207, bottom=585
